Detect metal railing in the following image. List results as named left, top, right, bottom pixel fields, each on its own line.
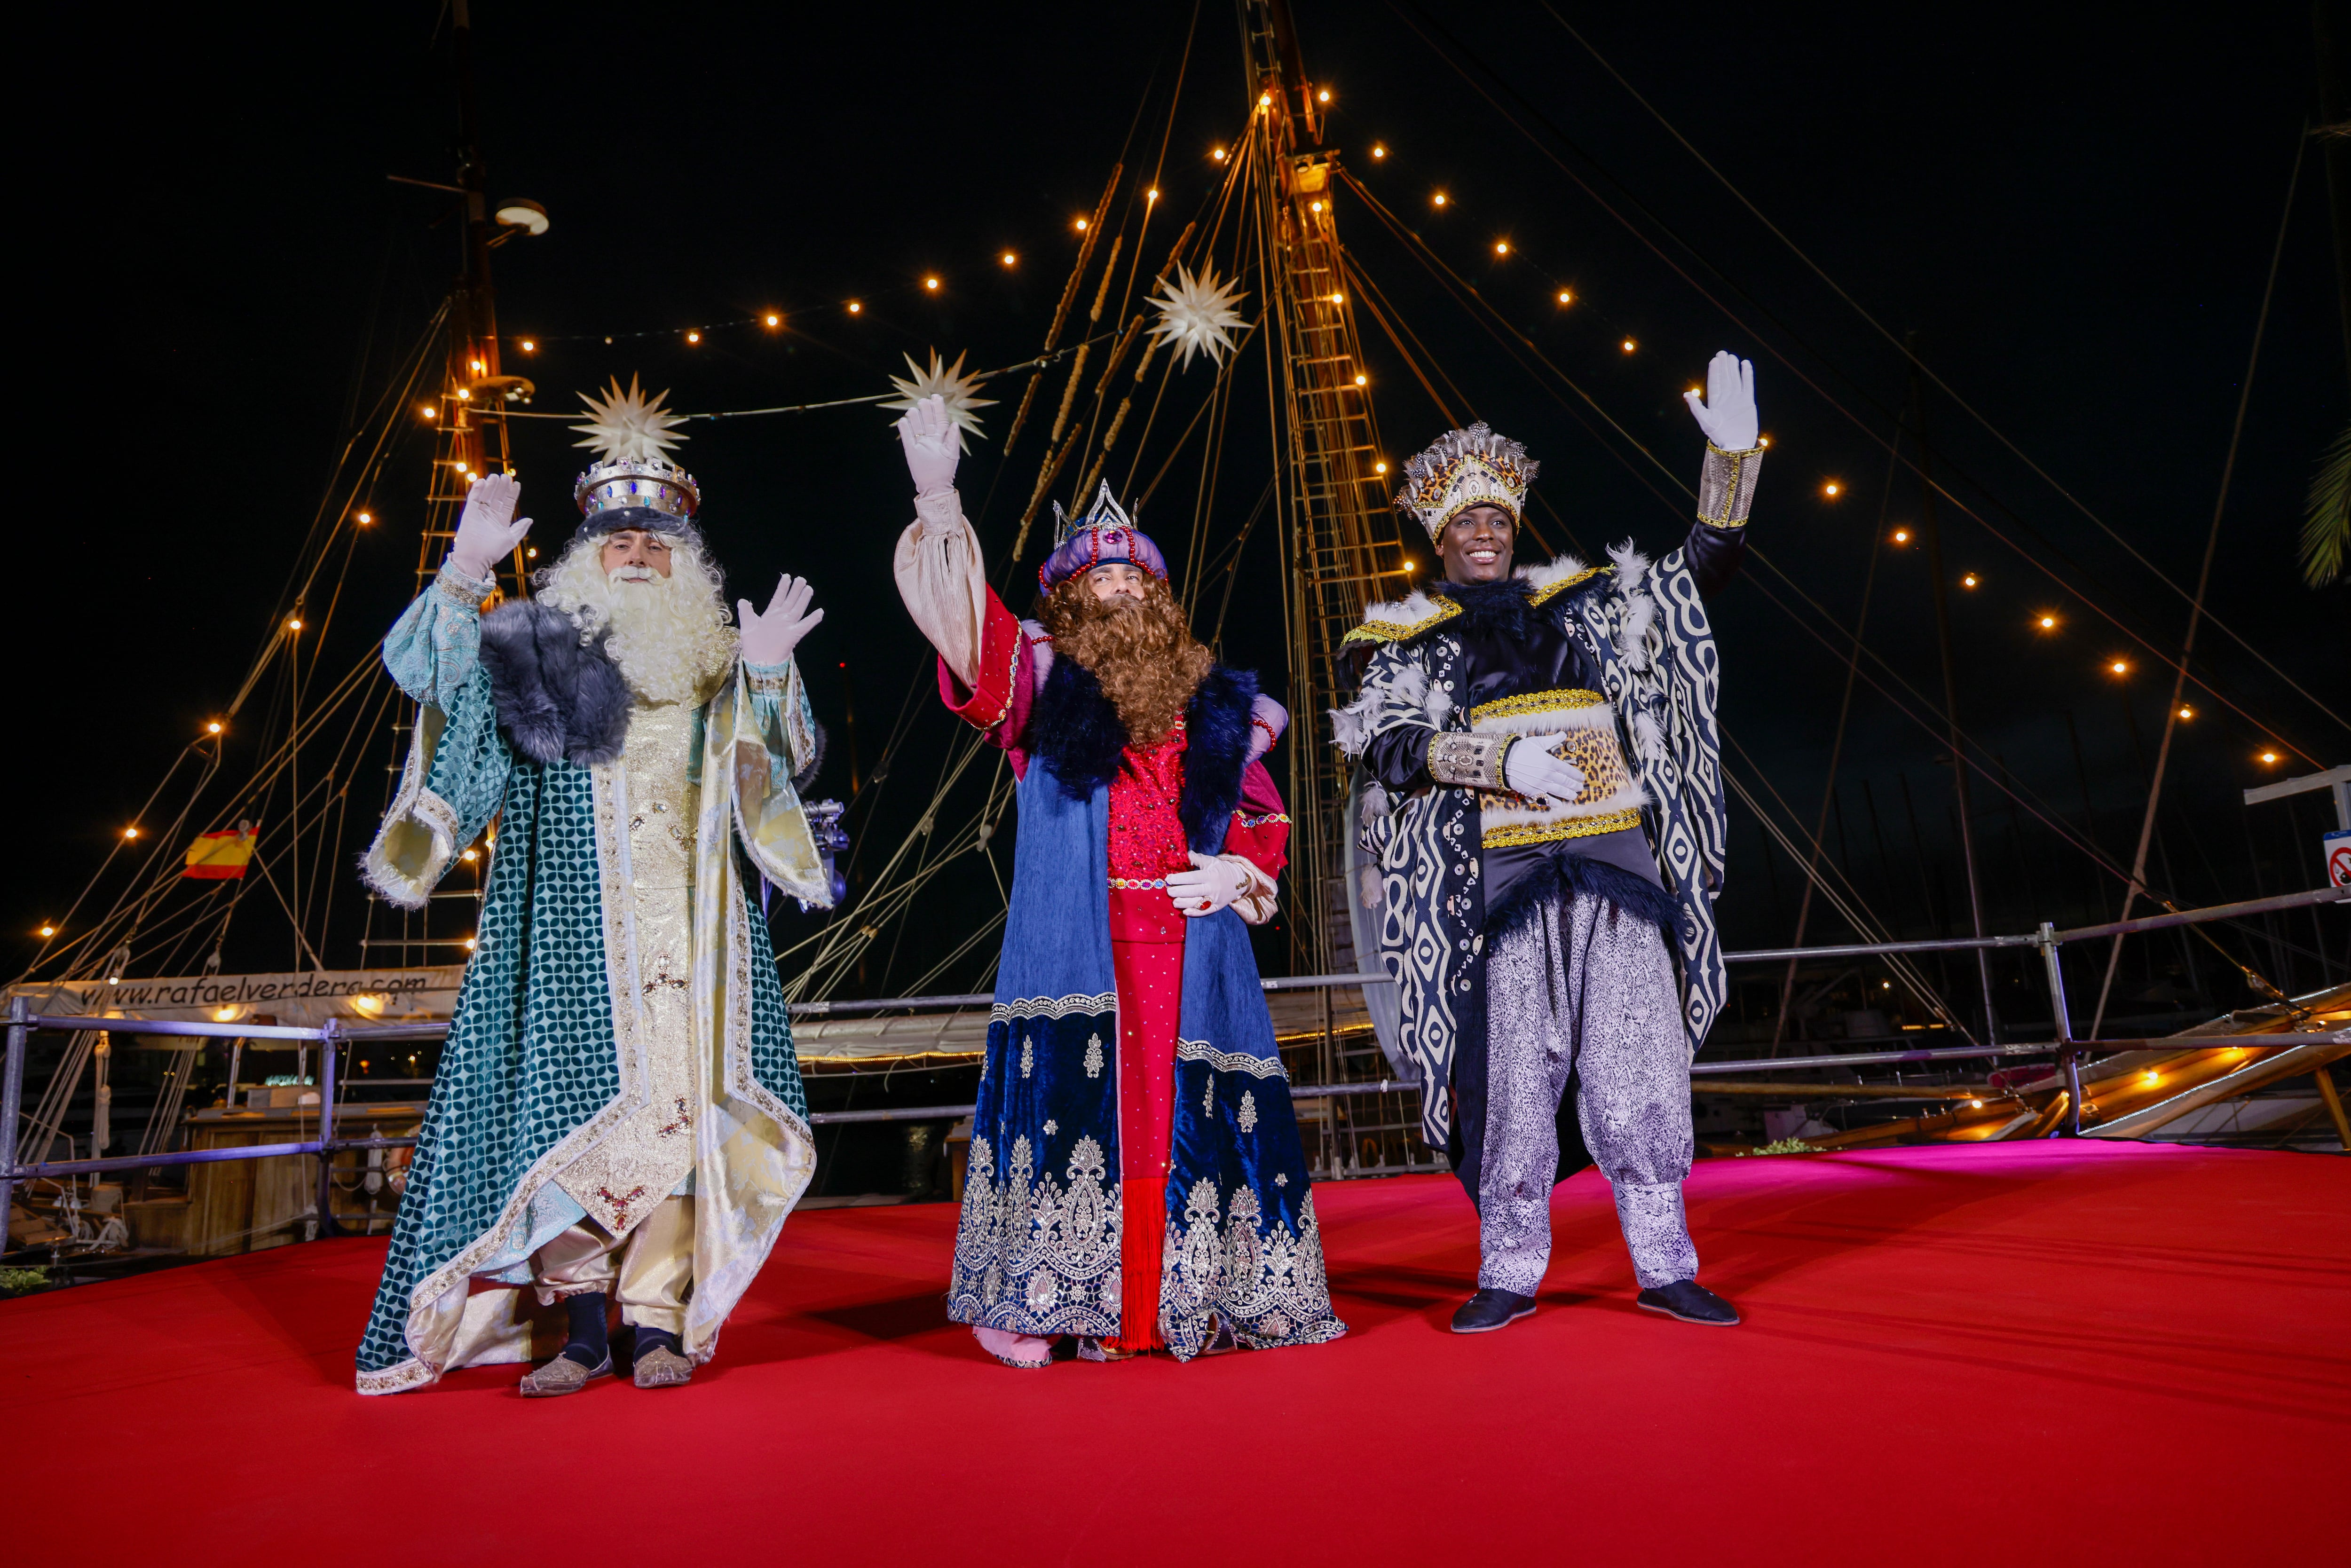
left=5, top=885, right=2343, bottom=1230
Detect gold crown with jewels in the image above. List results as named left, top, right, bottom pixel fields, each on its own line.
left=1394, top=422, right=1538, bottom=541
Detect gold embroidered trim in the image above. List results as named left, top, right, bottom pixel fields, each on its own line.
left=1482, top=806, right=1643, bottom=847
left=1697, top=441, right=1764, bottom=529
left=1468, top=688, right=1605, bottom=725
left=1526, top=564, right=1609, bottom=606
left=1343, top=596, right=1462, bottom=646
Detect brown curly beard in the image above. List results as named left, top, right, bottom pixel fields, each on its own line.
left=1041, top=574, right=1213, bottom=746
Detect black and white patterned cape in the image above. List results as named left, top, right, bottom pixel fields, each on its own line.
left=1333, top=544, right=1728, bottom=1149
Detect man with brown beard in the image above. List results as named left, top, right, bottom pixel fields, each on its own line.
left=891, top=393, right=1343, bottom=1366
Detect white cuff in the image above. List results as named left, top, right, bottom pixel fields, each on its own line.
left=913, top=488, right=965, bottom=539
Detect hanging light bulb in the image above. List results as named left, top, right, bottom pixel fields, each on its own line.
left=1212, top=146, right=1227, bottom=161
left=1371, top=144, right=1387, bottom=159
left=847, top=300, right=862, bottom=314
left=520, top=339, right=537, bottom=352
left=765, top=313, right=782, bottom=327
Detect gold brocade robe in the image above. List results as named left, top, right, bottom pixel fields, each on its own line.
left=552, top=699, right=703, bottom=1233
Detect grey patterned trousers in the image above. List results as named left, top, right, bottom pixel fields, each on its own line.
left=1477, top=890, right=1699, bottom=1293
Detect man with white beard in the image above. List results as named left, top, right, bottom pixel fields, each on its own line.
left=353, top=394, right=836, bottom=1397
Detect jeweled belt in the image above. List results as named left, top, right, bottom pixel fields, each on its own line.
left=1467, top=687, right=1644, bottom=849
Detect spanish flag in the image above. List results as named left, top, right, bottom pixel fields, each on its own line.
left=183, top=827, right=255, bottom=881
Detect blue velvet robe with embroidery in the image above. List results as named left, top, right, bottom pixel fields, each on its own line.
left=944, top=755, right=1346, bottom=1359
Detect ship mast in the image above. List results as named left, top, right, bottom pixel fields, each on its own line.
left=363, top=0, right=535, bottom=968
left=1241, top=0, right=1406, bottom=975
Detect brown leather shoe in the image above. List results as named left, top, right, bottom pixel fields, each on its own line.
left=634, top=1345, right=694, bottom=1389
left=519, top=1352, right=612, bottom=1397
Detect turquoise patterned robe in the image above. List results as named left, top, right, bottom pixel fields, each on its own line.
left=353, top=563, right=831, bottom=1394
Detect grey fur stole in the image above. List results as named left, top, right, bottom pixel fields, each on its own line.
left=477, top=600, right=630, bottom=766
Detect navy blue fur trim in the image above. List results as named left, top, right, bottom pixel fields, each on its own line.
left=1484, top=848, right=1688, bottom=943
left=1025, top=657, right=1255, bottom=852
left=1030, top=657, right=1129, bottom=802
left=1178, top=667, right=1256, bottom=854
left=478, top=601, right=629, bottom=767
left=1432, top=576, right=1544, bottom=642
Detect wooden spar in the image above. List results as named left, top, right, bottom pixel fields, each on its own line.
left=1012, top=235, right=1128, bottom=557
left=1001, top=165, right=1121, bottom=462
left=1016, top=422, right=1088, bottom=548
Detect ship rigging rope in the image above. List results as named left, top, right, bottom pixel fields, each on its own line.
left=1532, top=0, right=2338, bottom=726
left=1392, top=2, right=2346, bottom=741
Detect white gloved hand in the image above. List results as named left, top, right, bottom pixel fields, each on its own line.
left=449, top=473, right=533, bottom=582
left=1504, top=733, right=1586, bottom=803
left=1682, top=351, right=1759, bottom=451
left=895, top=393, right=961, bottom=499
left=1164, top=851, right=1252, bottom=918
left=738, top=574, right=825, bottom=666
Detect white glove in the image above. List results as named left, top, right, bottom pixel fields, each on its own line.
left=1682, top=351, right=1759, bottom=451
left=1164, top=851, right=1251, bottom=918
left=1504, top=733, right=1586, bottom=803
left=739, top=574, right=824, bottom=666
left=895, top=393, right=961, bottom=499
left=449, top=472, right=533, bottom=582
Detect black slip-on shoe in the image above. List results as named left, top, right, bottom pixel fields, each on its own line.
left=1635, top=1279, right=1740, bottom=1325
left=1450, top=1287, right=1538, bottom=1333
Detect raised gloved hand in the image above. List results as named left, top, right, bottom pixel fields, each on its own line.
left=1164, top=851, right=1252, bottom=918
left=739, top=574, right=824, bottom=666
left=895, top=393, right=961, bottom=501
left=450, top=472, right=533, bottom=582
left=1504, top=734, right=1586, bottom=803
left=1682, top=351, right=1759, bottom=452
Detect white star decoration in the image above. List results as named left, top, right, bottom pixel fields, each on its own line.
left=881, top=349, right=996, bottom=450
left=570, top=375, right=687, bottom=463
left=1149, top=262, right=1249, bottom=370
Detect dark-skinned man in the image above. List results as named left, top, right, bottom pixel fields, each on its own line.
left=1335, top=352, right=1762, bottom=1332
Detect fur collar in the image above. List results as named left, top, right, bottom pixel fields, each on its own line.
left=1030, top=660, right=1260, bottom=854
left=1350, top=552, right=1616, bottom=647
left=478, top=600, right=631, bottom=766
left=1431, top=575, right=1544, bottom=641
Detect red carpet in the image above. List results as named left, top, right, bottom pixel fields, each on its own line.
left=3, top=1140, right=2342, bottom=1565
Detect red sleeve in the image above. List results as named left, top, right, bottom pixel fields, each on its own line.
left=938, top=589, right=1036, bottom=764
left=1223, top=759, right=1291, bottom=881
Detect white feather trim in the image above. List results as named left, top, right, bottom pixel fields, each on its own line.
left=1360, top=588, right=1444, bottom=625
left=1606, top=538, right=1651, bottom=592
left=1515, top=552, right=1594, bottom=591
left=1329, top=702, right=1370, bottom=756
left=1633, top=707, right=1666, bottom=765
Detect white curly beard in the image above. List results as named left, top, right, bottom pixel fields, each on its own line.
left=538, top=536, right=738, bottom=706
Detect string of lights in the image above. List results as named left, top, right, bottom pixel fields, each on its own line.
left=496, top=335, right=1109, bottom=425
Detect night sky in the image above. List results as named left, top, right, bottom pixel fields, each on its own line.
left=20, top=1, right=2348, bottom=1027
